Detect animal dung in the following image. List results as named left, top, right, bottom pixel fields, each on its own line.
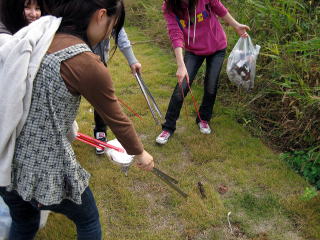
left=197, top=182, right=207, bottom=199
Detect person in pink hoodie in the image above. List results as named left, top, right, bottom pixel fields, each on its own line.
left=156, top=0, right=250, bottom=144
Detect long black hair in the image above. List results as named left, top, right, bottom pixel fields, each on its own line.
left=51, top=0, right=125, bottom=47
left=164, top=0, right=198, bottom=18
left=0, top=0, right=44, bottom=34
left=39, top=0, right=66, bottom=15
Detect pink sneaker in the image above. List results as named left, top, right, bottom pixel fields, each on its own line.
left=198, top=121, right=211, bottom=134
left=156, top=130, right=171, bottom=145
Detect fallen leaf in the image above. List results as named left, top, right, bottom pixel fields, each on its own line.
left=217, top=184, right=229, bottom=194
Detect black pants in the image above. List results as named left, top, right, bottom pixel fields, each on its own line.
left=93, top=110, right=107, bottom=136
left=162, top=49, right=226, bottom=134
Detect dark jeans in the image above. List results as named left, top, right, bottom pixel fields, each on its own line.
left=94, top=109, right=107, bottom=136
left=0, top=187, right=101, bottom=240
left=162, top=49, right=226, bottom=134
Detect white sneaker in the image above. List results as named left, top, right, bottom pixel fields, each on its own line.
left=198, top=121, right=211, bottom=134
left=156, top=130, right=171, bottom=145
left=95, top=132, right=106, bottom=155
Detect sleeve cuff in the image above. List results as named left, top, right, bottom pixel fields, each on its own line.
left=218, top=9, right=228, bottom=18
left=120, top=47, right=138, bottom=66
left=172, top=40, right=184, bottom=49
left=214, top=3, right=228, bottom=17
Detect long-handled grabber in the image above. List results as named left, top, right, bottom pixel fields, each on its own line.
left=75, top=133, right=188, bottom=198
left=134, top=72, right=163, bottom=125
left=152, top=168, right=188, bottom=198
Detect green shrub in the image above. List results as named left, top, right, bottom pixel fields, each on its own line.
left=280, top=148, right=320, bottom=189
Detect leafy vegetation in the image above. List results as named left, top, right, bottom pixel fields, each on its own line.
left=281, top=148, right=320, bottom=189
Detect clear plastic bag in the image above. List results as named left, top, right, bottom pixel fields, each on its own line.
left=226, top=36, right=261, bottom=91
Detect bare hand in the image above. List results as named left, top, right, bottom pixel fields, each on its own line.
left=176, top=64, right=189, bottom=84
left=135, top=150, right=154, bottom=171
left=130, top=62, right=142, bottom=74
left=234, top=24, right=250, bottom=38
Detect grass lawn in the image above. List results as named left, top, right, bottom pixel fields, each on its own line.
left=36, top=26, right=320, bottom=240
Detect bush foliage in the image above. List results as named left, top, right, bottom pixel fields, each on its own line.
left=281, top=147, right=320, bottom=189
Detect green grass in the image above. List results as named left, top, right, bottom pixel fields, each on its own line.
left=36, top=27, right=320, bottom=240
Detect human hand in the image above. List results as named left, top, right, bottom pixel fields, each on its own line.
left=234, top=24, right=250, bottom=38
left=176, top=64, right=189, bottom=84
left=134, top=150, right=154, bottom=171
left=130, top=62, right=142, bottom=74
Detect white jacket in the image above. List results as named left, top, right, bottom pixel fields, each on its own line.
left=0, top=16, right=62, bottom=186
left=0, top=33, right=11, bottom=46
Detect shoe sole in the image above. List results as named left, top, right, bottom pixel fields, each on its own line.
left=95, top=149, right=105, bottom=155
left=200, top=130, right=211, bottom=134
left=156, top=139, right=168, bottom=145
left=198, top=123, right=211, bottom=135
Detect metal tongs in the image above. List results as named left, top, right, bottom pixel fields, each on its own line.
left=152, top=168, right=188, bottom=198
left=76, top=132, right=188, bottom=198
left=134, top=73, right=163, bottom=125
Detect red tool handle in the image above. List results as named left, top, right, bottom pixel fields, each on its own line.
left=76, top=132, right=125, bottom=153
left=76, top=135, right=104, bottom=150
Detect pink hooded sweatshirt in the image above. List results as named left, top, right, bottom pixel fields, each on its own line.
left=162, top=0, right=228, bottom=56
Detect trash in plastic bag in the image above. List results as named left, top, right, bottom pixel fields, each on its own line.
left=0, top=196, right=11, bottom=240
left=226, top=36, right=261, bottom=91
